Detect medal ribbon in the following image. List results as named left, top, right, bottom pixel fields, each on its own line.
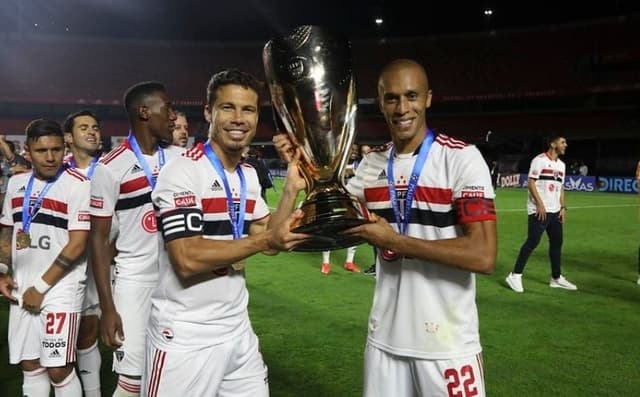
left=387, top=129, right=434, bottom=235
left=203, top=141, right=246, bottom=239
left=22, top=167, right=65, bottom=233
left=69, top=156, right=99, bottom=179
left=127, top=131, right=165, bottom=190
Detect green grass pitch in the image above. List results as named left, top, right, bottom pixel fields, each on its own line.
left=1, top=183, right=639, bottom=396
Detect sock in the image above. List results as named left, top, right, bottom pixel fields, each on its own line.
left=322, top=250, right=330, bottom=264
left=51, top=368, right=82, bottom=397
left=113, top=375, right=141, bottom=397
left=77, top=341, right=102, bottom=396
left=23, top=367, right=51, bottom=397
left=345, top=246, right=356, bottom=263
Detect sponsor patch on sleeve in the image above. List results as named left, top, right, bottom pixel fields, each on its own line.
left=90, top=196, right=104, bottom=209
left=174, top=195, right=197, bottom=207
left=77, top=212, right=90, bottom=222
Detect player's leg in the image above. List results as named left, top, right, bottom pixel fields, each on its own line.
left=141, top=336, right=227, bottom=396
left=363, top=343, right=414, bottom=397
left=9, top=304, right=51, bottom=396
left=39, top=311, right=82, bottom=396
left=77, top=313, right=101, bottom=397
left=546, top=213, right=564, bottom=279
left=344, top=246, right=361, bottom=272
left=413, top=352, right=486, bottom=397
left=321, top=250, right=331, bottom=274
left=512, top=214, right=547, bottom=274
left=218, top=328, right=269, bottom=397
left=111, top=282, right=155, bottom=397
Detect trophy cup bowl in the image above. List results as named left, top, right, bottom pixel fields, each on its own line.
left=263, top=25, right=368, bottom=252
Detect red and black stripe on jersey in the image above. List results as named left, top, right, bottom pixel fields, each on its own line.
left=10, top=197, right=70, bottom=230
left=159, top=197, right=261, bottom=242
left=537, top=168, right=564, bottom=182
left=116, top=174, right=152, bottom=211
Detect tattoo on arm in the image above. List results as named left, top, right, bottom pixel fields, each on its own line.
left=0, top=227, right=12, bottom=267
left=54, top=254, right=74, bottom=270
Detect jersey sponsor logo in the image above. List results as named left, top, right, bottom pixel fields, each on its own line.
left=27, top=235, right=51, bottom=250
left=210, top=180, right=223, bottom=191
left=141, top=210, right=157, bottom=232
left=377, top=169, right=387, bottom=180
left=17, top=185, right=26, bottom=192
left=174, top=195, right=196, bottom=207
left=549, top=184, right=555, bottom=192
left=49, top=349, right=61, bottom=359
left=90, top=196, right=104, bottom=209
left=131, top=164, right=143, bottom=174
left=42, top=340, right=66, bottom=348
left=78, top=212, right=90, bottom=222
left=461, top=190, right=485, bottom=198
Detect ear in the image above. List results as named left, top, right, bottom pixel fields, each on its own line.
left=64, top=132, right=73, bottom=145
left=138, top=105, right=149, bottom=121
left=204, top=105, right=212, bottom=123
left=425, top=89, right=433, bottom=109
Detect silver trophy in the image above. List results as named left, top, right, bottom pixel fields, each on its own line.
left=263, top=25, right=369, bottom=252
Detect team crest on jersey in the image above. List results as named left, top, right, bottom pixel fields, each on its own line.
left=90, top=196, right=104, bottom=209
left=141, top=210, right=157, bottom=232
left=210, top=180, right=223, bottom=191
left=115, top=350, right=125, bottom=362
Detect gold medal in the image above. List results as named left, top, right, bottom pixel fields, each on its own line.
left=16, top=230, right=31, bottom=250
left=231, top=260, right=246, bottom=271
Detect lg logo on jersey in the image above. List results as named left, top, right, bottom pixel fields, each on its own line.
left=142, top=210, right=157, bottom=233
left=26, top=235, right=51, bottom=250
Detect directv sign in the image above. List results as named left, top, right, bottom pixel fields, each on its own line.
left=564, top=176, right=596, bottom=192
left=597, top=177, right=638, bottom=193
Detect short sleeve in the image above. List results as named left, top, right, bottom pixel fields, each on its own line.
left=67, top=178, right=91, bottom=231
left=451, top=146, right=497, bottom=224
left=89, top=163, right=118, bottom=217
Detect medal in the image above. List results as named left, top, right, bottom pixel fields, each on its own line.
left=16, top=230, right=31, bottom=250
left=381, top=249, right=399, bottom=262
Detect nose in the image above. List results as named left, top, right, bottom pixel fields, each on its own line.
left=396, top=97, right=410, bottom=114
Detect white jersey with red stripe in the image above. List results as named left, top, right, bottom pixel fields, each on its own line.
left=0, top=168, right=91, bottom=312
left=346, top=133, right=496, bottom=360
left=89, top=142, right=182, bottom=285
left=527, top=153, right=565, bottom=214
left=148, top=143, right=270, bottom=349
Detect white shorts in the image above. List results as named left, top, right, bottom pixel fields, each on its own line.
left=112, top=281, right=154, bottom=377
left=81, top=263, right=100, bottom=317
left=363, top=343, right=486, bottom=397
left=141, top=328, right=269, bottom=397
left=8, top=304, right=80, bottom=367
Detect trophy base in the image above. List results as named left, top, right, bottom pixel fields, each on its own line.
left=291, top=190, right=368, bottom=252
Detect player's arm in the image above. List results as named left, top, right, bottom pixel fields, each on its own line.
left=559, top=185, right=567, bottom=223
left=0, top=225, right=18, bottom=302
left=22, top=230, right=88, bottom=312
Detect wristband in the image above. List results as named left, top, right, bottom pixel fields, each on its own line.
left=33, top=277, right=52, bottom=294
left=0, top=263, right=8, bottom=274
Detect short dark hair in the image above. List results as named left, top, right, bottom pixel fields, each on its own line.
left=25, top=119, right=64, bottom=142
left=547, top=134, right=565, bottom=147
left=123, top=81, right=167, bottom=114
left=206, top=69, right=263, bottom=106
left=63, top=109, right=101, bottom=133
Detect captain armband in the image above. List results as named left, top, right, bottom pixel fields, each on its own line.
left=54, top=254, right=74, bottom=269
left=160, top=208, right=204, bottom=242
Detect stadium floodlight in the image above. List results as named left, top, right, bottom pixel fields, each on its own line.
left=484, top=9, right=493, bottom=16
left=375, top=18, right=383, bottom=25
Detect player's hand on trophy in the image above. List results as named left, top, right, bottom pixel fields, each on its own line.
left=283, top=147, right=307, bottom=193
left=268, top=209, right=311, bottom=251
left=0, top=274, right=18, bottom=303
left=101, top=309, right=125, bottom=348
left=22, top=286, right=44, bottom=313
left=273, top=133, right=295, bottom=163
left=343, top=212, right=400, bottom=252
